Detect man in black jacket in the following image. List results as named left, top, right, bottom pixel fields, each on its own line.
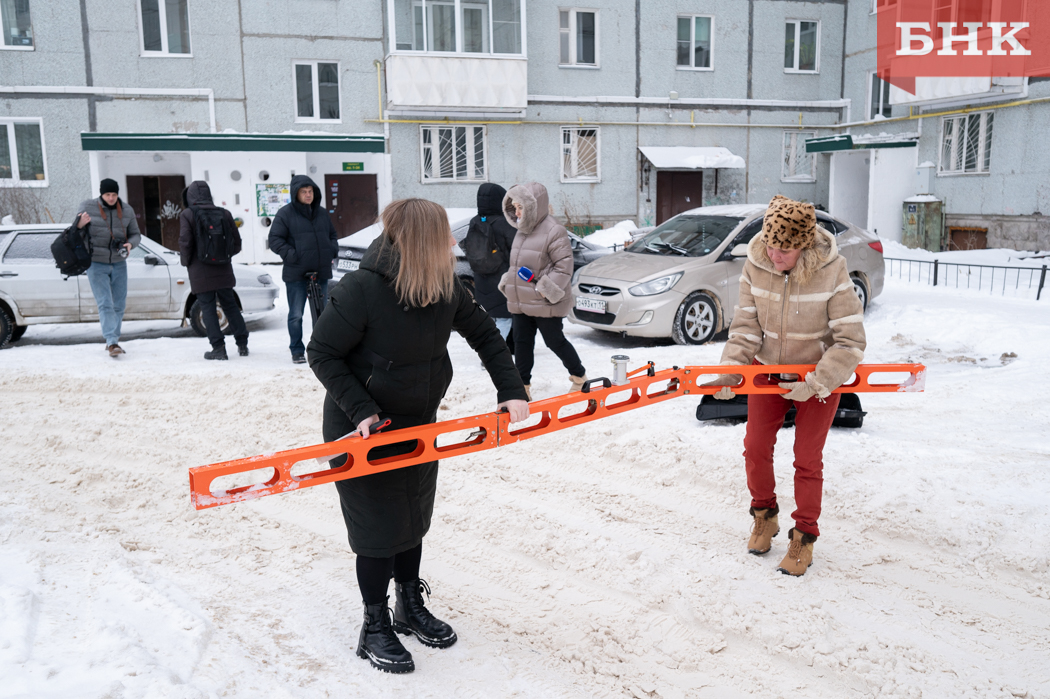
left=267, top=174, right=338, bottom=363
left=464, top=183, right=517, bottom=345
left=178, top=181, right=248, bottom=360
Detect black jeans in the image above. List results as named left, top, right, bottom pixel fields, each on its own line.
left=197, top=288, right=248, bottom=349
left=512, top=314, right=585, bottom=385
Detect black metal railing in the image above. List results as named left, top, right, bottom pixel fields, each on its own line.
left=885, top=257, right=1048, bottom=300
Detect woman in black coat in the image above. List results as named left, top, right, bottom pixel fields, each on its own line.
left=307, top=198, right=529, bottom=674
left=464, top=183, right=517, bottom=340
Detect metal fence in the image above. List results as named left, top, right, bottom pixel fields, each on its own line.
left=885, top=257, right=1048, bottom=300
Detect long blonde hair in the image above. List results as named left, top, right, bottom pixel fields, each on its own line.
left=381, top=198, right=456, bottom=307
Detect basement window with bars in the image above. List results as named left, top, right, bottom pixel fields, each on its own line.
left=940, top=112, right=994, bottom=175
left=561, top=127, right=600, bottom=182
left=421, top=125, right=487, bottom=182
left=782, top=130, right=816, bottom=183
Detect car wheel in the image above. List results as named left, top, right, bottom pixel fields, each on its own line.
left=9, top=324, right=26, bottom=343
left=852, top=275, right=869, bottom=312
left=0, top=306, right=13, bottom=349
left=189, top=298, right=232, bottom=338
left=672, top=292, right=720, bottom=345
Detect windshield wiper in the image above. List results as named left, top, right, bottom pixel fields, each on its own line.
left=667, top=244, right=689, bottom=256
left=645, top=242, right=669, bottom=254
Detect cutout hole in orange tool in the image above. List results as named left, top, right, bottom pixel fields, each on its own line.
left=434, top=427, right=488, bottom=452
left=605, top=388, right=640, bottom=410
left=510, top=411, right=551, bottom=435
left=210, top=466, right=280, bottom=497
left=646, top=378, right=680, bottom=397
left=557, top=399, right=597, bottom=422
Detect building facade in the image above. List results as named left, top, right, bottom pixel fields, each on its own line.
left=2, top=0, right=1048, bottom=257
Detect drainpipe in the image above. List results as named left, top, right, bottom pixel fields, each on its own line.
left=0, top=86, right=217, bottom=133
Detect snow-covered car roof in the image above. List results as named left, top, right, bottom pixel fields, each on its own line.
left=0, top=223, right=64, bottom=232
left=673, top=204, right=768, bottom=219
left=338, top=208, right=477, bottom=250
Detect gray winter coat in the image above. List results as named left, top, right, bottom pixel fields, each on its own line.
left=497, top=182, right=574, bottom=318
left=178, top=181, right=240, bottom=294
left=77, top=197, right=141, bottom=265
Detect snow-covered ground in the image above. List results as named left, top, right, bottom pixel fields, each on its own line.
left=1, top=264, right=1049, bottom=699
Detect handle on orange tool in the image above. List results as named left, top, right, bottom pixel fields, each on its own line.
left=580, top=377, right=613, bottom=393
left=365, top=418, right=392, bottom=435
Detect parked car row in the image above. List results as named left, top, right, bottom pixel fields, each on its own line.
left=0, top=224, right=279, bottom=347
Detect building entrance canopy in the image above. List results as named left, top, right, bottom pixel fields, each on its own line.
left=638, top=146, right=746, bottom=170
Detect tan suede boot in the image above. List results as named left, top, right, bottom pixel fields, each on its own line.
left=569, top=375, right=588, bottom=393
left=747, top=505, right=780, bottom=555
left=777, top=528, right=817, bottom=576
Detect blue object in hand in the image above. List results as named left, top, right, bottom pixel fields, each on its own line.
left=518, top=266, right=536, bottom=283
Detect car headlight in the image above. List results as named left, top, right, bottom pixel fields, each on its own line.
left=257, top=274, right=273, bottom=285
left=571, top=267, right=583, bottom=288
left=629, top=272, right=683, bottom=297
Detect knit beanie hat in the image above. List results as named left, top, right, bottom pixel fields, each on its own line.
left=99, top=178, right=120, bottom=195
left=762, top=195, right=816, bottom=250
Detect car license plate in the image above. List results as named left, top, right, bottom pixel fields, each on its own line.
left=337, top=259, right=359, bottom=272
left=575, top=297, right=606, bottom=313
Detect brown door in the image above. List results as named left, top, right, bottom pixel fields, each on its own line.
left=125, top=175, right=186, bottom=250
left=656, top=171, right=704, bottom=225
left=325, top=174, right=379, bottom=239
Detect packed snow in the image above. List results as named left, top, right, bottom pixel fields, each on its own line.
left=1, top=260, right=1048, bottom=698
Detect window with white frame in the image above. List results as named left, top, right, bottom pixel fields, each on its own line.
left=871, top=0, right=896, bottom=13
left=676, top=15, right=713, bottom=70
left=782, top=131, right=816, bottom=183
left=559, top=9, right=597, bottom=66
left=1, top=0, right=33, bottom=49
left=561, top=127, right=599, bottom=182
left=139, top=0, right=190, bottom=55
left=391, top=0, right=523, bottom=55
left=869, top=72, right=892, bottom=119
left=421, top=125, right=487, bottom=182
left=0, top=119, right=47, bottom=184
left=940, top=112, right=994, bottom=175
left=784, top=20, right=818, bottom=72
left=294, top=62, right=341, bottom=122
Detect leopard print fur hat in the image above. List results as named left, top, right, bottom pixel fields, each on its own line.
left=761, top=195, right=816, bottom=250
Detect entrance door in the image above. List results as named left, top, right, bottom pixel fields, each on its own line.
left=325, top=174, right=379, bottom=239
left=126, top=175, right=187, bottom=251
left=656, top=171, right=703, bottom=225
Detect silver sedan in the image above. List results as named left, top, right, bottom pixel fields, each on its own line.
left=0, top=224, right=279, bottom=347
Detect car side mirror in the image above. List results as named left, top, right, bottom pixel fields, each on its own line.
left=144, top=254, right=164, bottom=266
left=730, top=244, right=749, bottom=258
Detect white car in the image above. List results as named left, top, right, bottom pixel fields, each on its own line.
left=0, top=224, right=279, bottom=347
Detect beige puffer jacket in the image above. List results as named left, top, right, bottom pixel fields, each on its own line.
left=719, top=226, right=866, bottom=398
left=497, top=182, right=573, bottom=318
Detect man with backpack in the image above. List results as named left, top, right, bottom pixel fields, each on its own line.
left=75, top=178, right=141, bottom=358
left=464, top=183, right=517, bottom=343
left=178, top=180, right=248, bottom=360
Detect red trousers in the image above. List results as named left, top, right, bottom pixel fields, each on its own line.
left=743, top=374, right=840, bottom=538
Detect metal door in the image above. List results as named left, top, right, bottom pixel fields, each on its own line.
left=126, top=175, right=186, bottom=250
left=656, top=171, right=703, bottom=225
left=0, top=231, right=80, bottom=318
left=325, top=174, right=379, bottom=239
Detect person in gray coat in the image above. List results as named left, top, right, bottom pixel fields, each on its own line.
left=75, top=178, right=141, bottom=358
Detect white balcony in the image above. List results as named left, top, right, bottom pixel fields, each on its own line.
left=385, top=54, right=527, bottom=116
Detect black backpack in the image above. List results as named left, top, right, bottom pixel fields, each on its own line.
left=51, top=217, right=93, bottom=276
left=463, top=216, right=506, bottom=276
left=191, top=206, right=240, bottom=265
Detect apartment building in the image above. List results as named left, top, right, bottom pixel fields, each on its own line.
left=2, top=0, right=1048, bottom=258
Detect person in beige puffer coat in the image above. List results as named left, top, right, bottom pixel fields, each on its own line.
left=498, top=182, right=587, bottom=398
left=710, top=195, right=866, bottom=577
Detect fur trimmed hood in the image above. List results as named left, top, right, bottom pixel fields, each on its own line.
left=503, top=182, right=550, bottom=236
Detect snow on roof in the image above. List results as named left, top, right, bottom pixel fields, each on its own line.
left=639, top=146, right=746, bottom=170
left=675, top=203, right=767, bottom=218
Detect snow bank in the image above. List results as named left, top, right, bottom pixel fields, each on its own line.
left=1, top=271, right=1049, bottom=698
left=883, top=239, right=1048, bottom=267
left=585, top=220, right=638, bottom=249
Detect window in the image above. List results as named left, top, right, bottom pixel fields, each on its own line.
left=871, top=0, right=896, bottom=13
left=869, top=72, right=892, bottom=119
left=421, top=125, right=487, bottom=182
left=676, top=15, right=713, bottom=70
left=784, top=20, right=819, bottom=73
left=2, top=233, right=54, bottom=263
left=559, top=9, right=597, bottom=67
left=139, top=0, right=190, bottom=56
left=782, top=131, right=816, bottom=183
left=561, top=127, right=599, bottom=182
left=1, top=0, right=33, bottom=49
left=0, top=119, right=46, bottom=185
left=391, top=0, right=523, bottom=55
left=940, top=112, right=994, bottom=175
left=294, top=62, right=340, bottom=122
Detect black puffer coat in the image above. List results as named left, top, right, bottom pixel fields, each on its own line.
left=267, top=175, right=338, bottom=283
left=308, top=235, right=527, bottom=557
left=466, top=183, right=517, bottom=318
left=178, top=181, right=240, bottom=294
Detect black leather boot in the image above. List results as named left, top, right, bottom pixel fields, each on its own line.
left=204, top=345, right=228, bottom=360
left=393, top=579, right=457, bottom=648
left=356, top=598, right=414, bottom=674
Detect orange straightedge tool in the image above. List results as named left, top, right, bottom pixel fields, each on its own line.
left=188, top=362, right=925, bottom=510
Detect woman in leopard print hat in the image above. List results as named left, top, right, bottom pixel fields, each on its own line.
left=707, top=194, right=866, bottom=576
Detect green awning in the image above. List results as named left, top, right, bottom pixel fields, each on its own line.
left=806, top=134, right=917, bottom=153
left=81, top=132, right=386, bottom=153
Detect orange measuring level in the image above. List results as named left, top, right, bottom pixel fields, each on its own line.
left=188, top=362, right=925, bottom=510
